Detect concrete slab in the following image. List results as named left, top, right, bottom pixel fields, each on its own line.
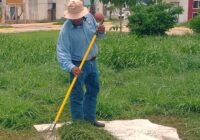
left=101, top=119, right=181, bottom=140
left=34, top=119, right=180, bottom=140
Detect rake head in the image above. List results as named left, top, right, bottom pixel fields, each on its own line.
left=34, top=122, right=71, bottom=140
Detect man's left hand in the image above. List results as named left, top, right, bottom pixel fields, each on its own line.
left=97, top=25, right=105, bottom=33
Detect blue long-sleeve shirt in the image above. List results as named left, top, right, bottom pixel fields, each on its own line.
left=57, top=13, right=103, bottom=72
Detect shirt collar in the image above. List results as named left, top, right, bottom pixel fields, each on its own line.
left=69, top=16, right=89, bottom=29
left=69, top=20, right=84, bottom=29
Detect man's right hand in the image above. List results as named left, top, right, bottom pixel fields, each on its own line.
left=72, top=67, right=82, bottom=77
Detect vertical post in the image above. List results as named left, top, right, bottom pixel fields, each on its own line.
left=15, top=4, right=17, bottom=23
left=90, top=0, right=96, bottom=16
left=119, top=5, right=122, bottom=32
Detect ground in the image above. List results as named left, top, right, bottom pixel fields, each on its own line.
left=0, top=22, right=193, bottom=35
left=0, top=28, right=200, bottom=140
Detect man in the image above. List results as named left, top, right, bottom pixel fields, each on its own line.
left=57, top=0, right=105, bottom=127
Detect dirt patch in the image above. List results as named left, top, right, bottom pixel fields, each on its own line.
left=146, top=115, right=199, bottom=140
left=166, top=27, right=193, bottom=35
left=0, top=130, right=44, bottom=140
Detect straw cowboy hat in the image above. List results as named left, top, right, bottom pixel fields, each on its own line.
left=64, top=0, right=89, bottom=19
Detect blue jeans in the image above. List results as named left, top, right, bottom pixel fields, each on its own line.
left=69, top=60, right=100, bottom=122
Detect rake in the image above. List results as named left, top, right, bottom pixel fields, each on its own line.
left=33, top=34, right=97, bottom=140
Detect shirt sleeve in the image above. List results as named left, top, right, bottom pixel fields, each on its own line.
left=57, top=24, right=75, bottom=72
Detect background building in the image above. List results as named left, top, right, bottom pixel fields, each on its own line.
left=0, top=0, right=104, bottom=24
left=167, top=0, right=200, bottom=23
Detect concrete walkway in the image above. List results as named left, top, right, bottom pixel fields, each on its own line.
left=0, top=22, right=113, bottom=33
left=0, top=22, right=193, bottom=35
left=0, top=23, right=61, bottom=33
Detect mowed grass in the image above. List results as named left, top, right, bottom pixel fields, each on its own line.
left=0, top=31, right=200, bottom=140
left=0, top=26, right=13, bottom=29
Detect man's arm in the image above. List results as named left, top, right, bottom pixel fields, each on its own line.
left=57, top=25, right=75, bottom=72
left=88, top=13, right=105, bottom=38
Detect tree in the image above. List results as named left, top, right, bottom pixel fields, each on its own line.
left=128, top=3, right=183, bottom=35
left=87, top=0, right=96, bottom=15
left=106, top=3, right=116, bottom=20
left=190, top=14, right=200, bottom=33
left=142, top=0, right=163, bottom=5
left=100, top=0, right=137, bottom=32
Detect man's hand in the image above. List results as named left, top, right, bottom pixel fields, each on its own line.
left=72, top=67, right=82, bottom=77
left=97, top=25, right=105, bottom=33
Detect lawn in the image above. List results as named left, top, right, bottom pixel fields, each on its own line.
left=0, top=25, right=13, bottom=29
left=0, top=31, right=200, bottom=140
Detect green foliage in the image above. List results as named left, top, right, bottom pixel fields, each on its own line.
left=190, top=14, right=200, bottom=33
left=100, top=0, right=137, bottom=32
left=60, top=121, right=117, bottom=140
left=100, top=0, right=137, bottom=7
left=0, top=31, right=67, bottom=130
left=1, top=31, right=200, bottom=139
left=0, top=25, right=13, bottom=29
left=128, top=3, right=183, bottom=35
left=99, top=32, right=200, bottom=71
left=141, top=0, right=163, bottom=5
left=90, top=0, right=95, bottom=4
left=176, top=21, right=191, bottom=27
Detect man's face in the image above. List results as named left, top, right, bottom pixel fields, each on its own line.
left=71, top=18, right=83, bottom=26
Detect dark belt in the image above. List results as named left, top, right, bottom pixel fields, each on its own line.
left=72, top=57, right=96, bottom=63
left=89, top=56, right=96, bottom=61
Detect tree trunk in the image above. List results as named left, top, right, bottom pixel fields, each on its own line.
left=90, top=0, right=96, bottom=16
left=119, top=6, right=123, bottom=32
left=109, top=11, right=112, bottom=20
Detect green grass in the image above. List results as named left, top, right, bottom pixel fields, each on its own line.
left=0, top=25, right=13, bottom=29
left=0, top=31, right=200, bottom=140
left=175, top=22, right=191, bottom=28
left=59, top=121, right=117, bottom=140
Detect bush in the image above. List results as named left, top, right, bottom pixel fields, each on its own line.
left=128, top=3, right=183, bottom=35
left=190, top=14, right=200, bottom=33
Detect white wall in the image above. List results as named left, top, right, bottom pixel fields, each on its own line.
left=56, top=0, right=67, bottom=19
left=25, top=0, right=49, bottom=21
left=179, top=0, right=188, bottom=23
left=38, top=0, right=48, bottom=20
left=166, top=0, right=189, bottom=23
left=26, top=0, right=38, bottom=20
left=24, top=0, right=104, bottom=21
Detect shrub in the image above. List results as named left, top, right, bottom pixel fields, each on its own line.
left=128, top=3, right=183, bottom=35
left=190, top=14, right=200, bottom=33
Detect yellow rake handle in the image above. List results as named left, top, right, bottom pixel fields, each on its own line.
left=54, top=34, right=97, bottom=124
